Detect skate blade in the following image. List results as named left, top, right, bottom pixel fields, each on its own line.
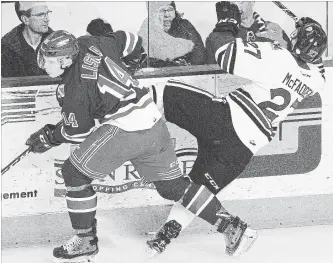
left=53, top=254, right=96, bottom=263
left=231, top=228, right=258, bottom=257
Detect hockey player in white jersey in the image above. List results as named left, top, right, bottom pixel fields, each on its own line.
left=146, top=1, right=327, bottom=257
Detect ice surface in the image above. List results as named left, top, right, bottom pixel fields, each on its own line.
left=2, top=225, right=333, bottom=263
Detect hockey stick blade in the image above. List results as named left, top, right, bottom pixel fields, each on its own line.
left=1, top=146, right=33, bottom=175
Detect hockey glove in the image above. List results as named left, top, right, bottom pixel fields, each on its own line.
left=26, top=124, right=62, bottom=153
left=122, top=47, right=147, bottom=74
left=172, top=55, right=191, bottom=66
left=214, top=1, right=241, bottom=36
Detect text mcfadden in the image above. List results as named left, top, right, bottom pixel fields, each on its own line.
left=282, top=72, right=314, bottom=98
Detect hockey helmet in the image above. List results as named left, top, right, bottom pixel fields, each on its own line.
left=37, top=30, right=79, bottom=69
left=290, top=17, right=327, bottom=63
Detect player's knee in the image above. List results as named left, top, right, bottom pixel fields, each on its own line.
left=154, top=176, right=190, bottom=202
left=62, top=159, right=93, bottom=187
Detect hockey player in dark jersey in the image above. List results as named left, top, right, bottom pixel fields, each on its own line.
left=25, top=30, right=193, bottom=262
left=146, top=2, right=327, bottom=258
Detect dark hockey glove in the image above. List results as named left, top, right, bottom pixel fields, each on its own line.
left=172, top=55, right=191, bottom=66
left=214, top=1, right=241, bottom=36
left=26, top=124, right=62, bottom=153
left=122, top=47, right=148, bottom=74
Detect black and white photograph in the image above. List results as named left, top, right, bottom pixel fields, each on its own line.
left=1, top=1, right=333, bottom=263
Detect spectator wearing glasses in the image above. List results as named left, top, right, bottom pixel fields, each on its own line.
left=1, top=1, right=53, bottom=77
left=138, top=1, right=207, bottom=68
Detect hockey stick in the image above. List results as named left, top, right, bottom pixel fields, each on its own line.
left=272, top=1, right=299, bottom=22
left=1, top=146, right=33, bottom=175
left=1, top=121, right=63, bottom=175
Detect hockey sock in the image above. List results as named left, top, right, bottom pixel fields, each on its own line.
left=66, top=184, right=97, bottom=235
left=181, top=183, right=228, bottom=225
left=165, top=202, right=196, bottom=231
left=165, top=182, right=216, bottom=231
left=164, top=182, right=231, bottom=232
left=197, top=196, right=228, bottom=225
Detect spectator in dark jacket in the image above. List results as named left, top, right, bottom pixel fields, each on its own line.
left=1, top=1, right=53, bottom=77
left=138, top=1, right=207, bottom=67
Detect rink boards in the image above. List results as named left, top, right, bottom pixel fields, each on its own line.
left=1, top=65, right=333, bottom=247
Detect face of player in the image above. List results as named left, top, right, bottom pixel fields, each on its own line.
left=230, top=1, right=254, bottom=22
left=43, top=57, right=65, bottom=78
left=158, top=5, right=176, bottom=32
left=23, top=5, right=51, bottom=34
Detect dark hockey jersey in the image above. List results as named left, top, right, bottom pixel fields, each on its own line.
left=54, top=31, right=161, bottom=144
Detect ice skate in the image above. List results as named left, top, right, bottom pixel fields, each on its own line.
left=216, top=211, right=258, bottom=256
left=146, top=220, right=182, bottom=256
left=53, top=220, right=98, bottom=263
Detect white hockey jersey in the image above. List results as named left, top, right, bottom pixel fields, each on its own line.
left=206, top=32, right=325, bottom=153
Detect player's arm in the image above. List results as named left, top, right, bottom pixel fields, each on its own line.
left=110, top=30, right=147, bottom=74
left=114, top=30, right=146, bottom=65
left=25, top=87, right=96, bottom=153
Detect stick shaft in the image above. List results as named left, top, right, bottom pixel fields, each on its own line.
left=1, top=147, right=32, bottom=175
left=273, top=1, right=298, bottom=21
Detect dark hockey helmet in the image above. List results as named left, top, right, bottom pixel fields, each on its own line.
left=290, top=17, right=327, bottom=63
left=37, top=30, right=79, bottom=69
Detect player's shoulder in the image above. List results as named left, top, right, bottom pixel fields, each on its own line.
left=112, top=30, right=140, bottom=43
left=77, top=35, right=99, bottom=50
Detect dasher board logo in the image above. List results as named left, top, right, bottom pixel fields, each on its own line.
left=242, top=94, right=322, bottom=178
left=1, top=87, right=56, bottom=126
left=53, top=148, right=197, bottom=197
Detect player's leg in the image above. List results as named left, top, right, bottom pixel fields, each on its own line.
left=131, top=120, right=215, bottom=254
left=145, top=125, right=257, bottom=256
left=151, top=79, right=222, bottom=140
left=53, top=159, right=99, bottom=263
left=54, top=124, right=140, bottom=262
left=187, top=141, right=258, bottom=256
left=131, top=118, right=191, bottom=201
left=131, top=119, right=195, bottom=253
left=144, top=144, right=227, bottom=255
left=145, top=85, right=257, bottom=256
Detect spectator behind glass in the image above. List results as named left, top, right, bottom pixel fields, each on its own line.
left=138, top=1, right=207, bottom=68
left=86, top=18, right=113, bottom=36
left=1, top=1, right=53, bottom=77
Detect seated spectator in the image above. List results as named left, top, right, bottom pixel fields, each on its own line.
left=138, top=1, right=207, bottom=67
left=86, top=18, right=113, bottom=36
left=207, top=1, right=291, bottom=64
left=1, top=1, right=53, bottom=77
